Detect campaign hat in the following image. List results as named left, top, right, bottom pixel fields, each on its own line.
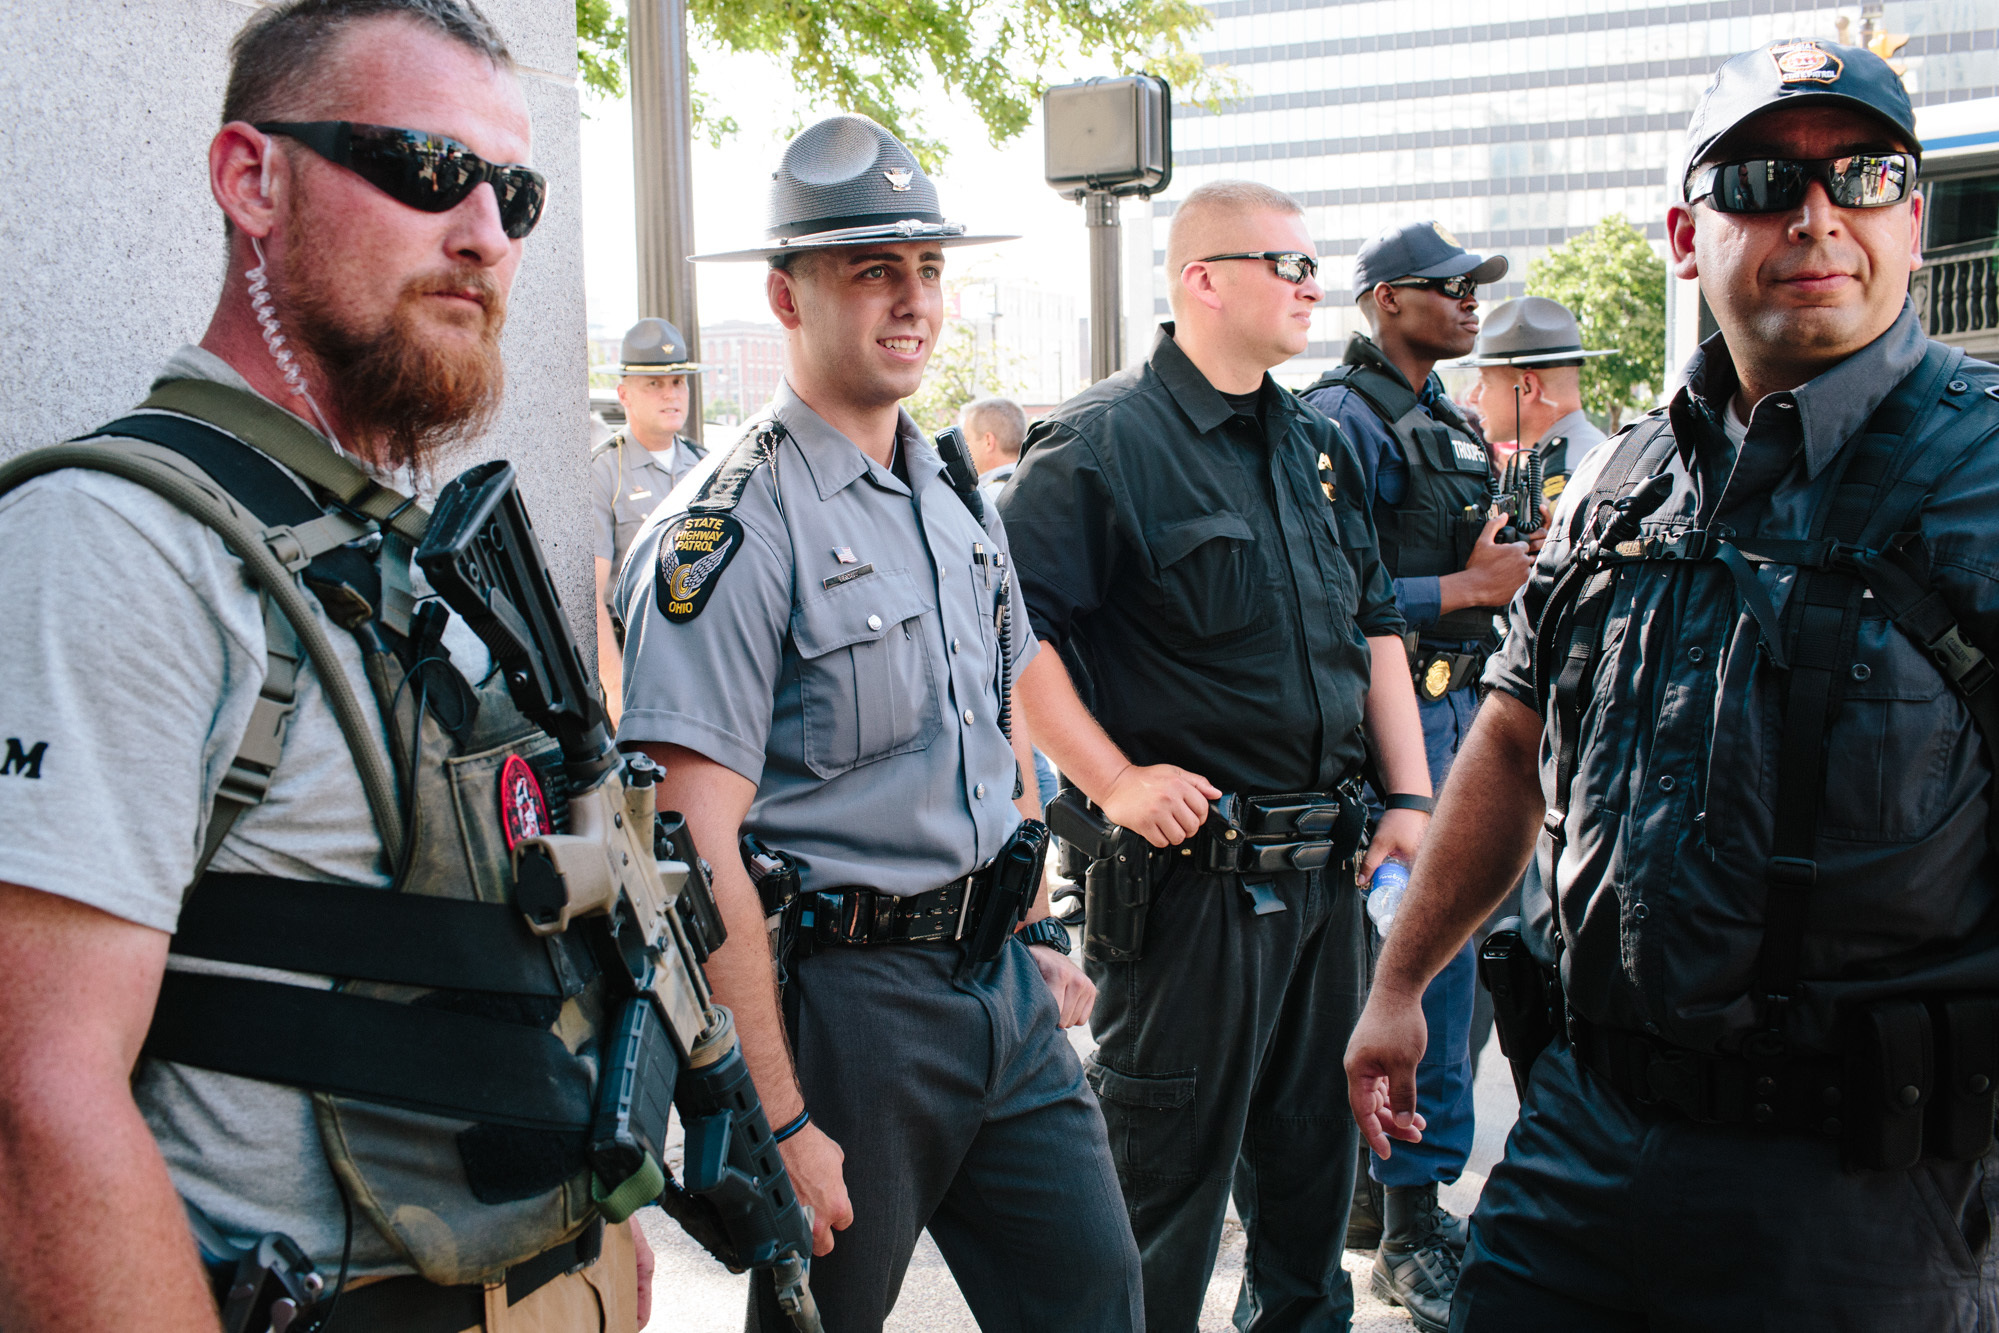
left=1352, top=220, right=1507, bottom=297
left=1681, top=40, right=1919, bottom=195
left=692, top=115, right=1015, bottom=262
left=1462, top=297, right=1616, bottom=368
left=616, top=318, right=702, bottom=375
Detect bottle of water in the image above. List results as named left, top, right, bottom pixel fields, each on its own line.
left=1366, top=859, right=1410, bottom=936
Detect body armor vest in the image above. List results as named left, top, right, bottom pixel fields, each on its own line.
left=0, top=383, right=610, bottom=1286
left=1307, top=336, right=1499, bottom=642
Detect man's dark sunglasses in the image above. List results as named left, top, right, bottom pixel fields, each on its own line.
left=1686, top=152, right=1915, bottom=214
left=1386, top=273, right=1479, bottom=301
left=256, top=121, right=547, bottom=239
left=1195, top=251, right=1320, bottom=284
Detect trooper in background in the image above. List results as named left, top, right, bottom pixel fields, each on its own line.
left=1462, top=296, right=1614, bottom=504
left=1004, top=179, right=1433, bottom=1333
left=961, top=394, right=1029, bottom=502
left=617, top=114, right=1142, bottom=1333
left=591, top=316, right=706, bottom=723
left=1347, top=39, right=1999, bottom=1329
left=1300, top=222, right=1527, bottom=1333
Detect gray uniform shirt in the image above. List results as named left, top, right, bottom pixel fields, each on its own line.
left=1487, top=305, right=1999, bottom=1053
left=616, top=380, right=1037, bottom=897
left=1535, top=407, right=1608, bottom=498
left=591, top=431, right=704, bottom=592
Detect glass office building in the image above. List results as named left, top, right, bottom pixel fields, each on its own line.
left=1151, top=1, right=1999, bottom=384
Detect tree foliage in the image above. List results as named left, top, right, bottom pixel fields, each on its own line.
left=904, top=320, right=1026, bottom=436
left=1524, top=215, right=1667, bottom=430
left=578, top=0, right=1227, bottom=170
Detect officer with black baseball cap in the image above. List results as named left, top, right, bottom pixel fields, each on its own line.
left=1345, top=38, right=1999, bottom=1328
left=1301, top=219, right=1521, bottom=1332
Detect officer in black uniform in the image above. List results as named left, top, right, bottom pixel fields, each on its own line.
left=1346, top=39, right=1999, bottom=1329
left=1004, top=178, right=1434, bottom=1332
left=1300, top=224, right=1526, bottom=1331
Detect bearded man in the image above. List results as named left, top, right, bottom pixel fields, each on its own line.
left=0, top=2, right=656, bottom=1330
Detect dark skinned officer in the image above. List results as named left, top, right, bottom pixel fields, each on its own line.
left=1347, top=40, right=1999, bottom=1330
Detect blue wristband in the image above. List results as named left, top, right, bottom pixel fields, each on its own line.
left=773, top=1110, right=812, bottom=1143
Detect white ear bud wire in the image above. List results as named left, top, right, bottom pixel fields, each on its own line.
left=246, top=233, right=342, bottom=449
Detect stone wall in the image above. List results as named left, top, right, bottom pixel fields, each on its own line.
left=0, top=0, right=595, bottom=645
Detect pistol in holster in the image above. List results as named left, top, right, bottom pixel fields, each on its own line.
left=1047, top=787, right=1152, bottom=963
left=1477, top=918, right=1562, bottom=1100
left=741, top=832, right=803, bottom=984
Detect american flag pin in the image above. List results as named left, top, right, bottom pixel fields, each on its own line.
left=833, top=547, right=858, bottom=564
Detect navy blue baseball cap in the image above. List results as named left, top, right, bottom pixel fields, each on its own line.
left=1352, top=221, right=1507, bottom=299
left=1681, top=40, right=1919, bottom=195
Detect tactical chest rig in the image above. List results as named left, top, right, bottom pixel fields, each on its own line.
left=1308, top=343, right=1499, bottom=645
left=0, top=381, right=822, bottom=1326
left=1529, top=342, right=1999, bottom=1170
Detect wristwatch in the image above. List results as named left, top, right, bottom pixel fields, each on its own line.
left=1018, top=916, right=1073, bottom=956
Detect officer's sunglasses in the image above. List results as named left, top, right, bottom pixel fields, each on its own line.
left=1385, top=273, right=1480, bottom=301
left=1685, top=152, right=1915, bottom=214
left=1195, top=251, right=1320, bottom=284
left=256, top=120, right=548, bottom=239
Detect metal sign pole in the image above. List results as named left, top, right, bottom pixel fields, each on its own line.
left=629, top=0, right=704, bottom=435
left=1085, top=189, right=1122, bottom=383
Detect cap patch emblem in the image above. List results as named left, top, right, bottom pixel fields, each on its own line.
left=499, top=754, right=551, bottom=850
left=658, top=513, right=743, bottom=622
left=883, top=169, right=914, bottom=192
left=1430, top=222, right=1461, bottom=247
left=1771, top=41, right=1842, bottom=84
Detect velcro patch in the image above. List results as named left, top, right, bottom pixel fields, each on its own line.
left=658, top=513, right=743, bottom=623
left=499, top=753, right=551, bottom=850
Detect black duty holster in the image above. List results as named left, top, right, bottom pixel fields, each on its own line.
left=1047, top=788, right=1153, bottom=964
left=1476, top=920, right=1562, bottom=1100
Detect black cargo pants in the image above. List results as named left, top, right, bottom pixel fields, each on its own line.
left=1085, top=855, right=1369, bottom=1333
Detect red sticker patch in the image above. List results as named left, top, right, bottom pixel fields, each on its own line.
left=500, top=754, right=551, bottom=850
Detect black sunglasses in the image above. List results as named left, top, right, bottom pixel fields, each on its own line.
left=1686, top=153, right=1915, bottom=214
left=1386, top=273, right=1479, bottom=301
left=1194, top=251, right=1320, bottom=284
left=256, top=120, right=547, bottom=239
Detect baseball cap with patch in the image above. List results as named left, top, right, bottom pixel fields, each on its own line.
left=1352, top=220, right=1508, bottom=298
left=1681, top=40, right=1918, bottom=197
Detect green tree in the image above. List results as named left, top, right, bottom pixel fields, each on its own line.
left=1524, top=215, right=1667, bottom=431
left=577, top=0, right=1228, bottom=169
left=904, top=321, right=1026, bottom=436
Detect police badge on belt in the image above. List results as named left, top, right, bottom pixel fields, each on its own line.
left=657, top=514, right=743, bottom=622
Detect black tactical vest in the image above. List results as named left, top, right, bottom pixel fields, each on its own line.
left=1306, top=335, right=1498, bottom=641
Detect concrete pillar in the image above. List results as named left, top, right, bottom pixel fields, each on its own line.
left=0, top=0, right=595, bottom=647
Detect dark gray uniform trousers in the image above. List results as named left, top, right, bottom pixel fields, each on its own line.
left=1454, top=1039, right=1999, bottom=1332
left=746, top=936, right=1143, bottom=1333
left=1085, top=859, right=1368, bottom=1333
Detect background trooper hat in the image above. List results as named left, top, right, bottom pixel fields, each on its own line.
left=691, top=114, right=1015, bottom=262
left=617, top=317, right=702, bottom=375
left=1463, top=297, right=1617, bottom=367
left=1680, top=40, right=1919, bottom=196
left=1352, top=220, right=1508, bottom=297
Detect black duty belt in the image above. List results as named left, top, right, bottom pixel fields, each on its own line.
left=802, top=869, right=988, bottom=948
left=1191, top=785, right=1368, bottom=878
left=1411, top=646, right=1489, bottom=701
left=325, top=1219, right=602, bottom=1332
left=1574, top=1019, right=1846, bottom=1137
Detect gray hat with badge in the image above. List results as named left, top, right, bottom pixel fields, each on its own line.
left=1352, top=220, right=1508, bottom=296
left=691, top=114, right=1016, bottom=263
left=616, top=318, right=703, bottom=375
left=1463, top=297, right=1616, bottom=368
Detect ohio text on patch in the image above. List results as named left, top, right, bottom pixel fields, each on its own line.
left=658, top=513, right=743, bottom=622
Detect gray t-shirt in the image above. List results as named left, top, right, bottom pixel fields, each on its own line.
left=0, top=346, right=486, bottom=1277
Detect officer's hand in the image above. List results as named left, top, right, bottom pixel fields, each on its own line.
left=1101, top=763, right=1223, bottom=848
left=1345, top=986, right=1430, bottom=1160
left=630, top=1218, right=655, bottom=1326
left=1458, top=513, right=1535, bottom=606
left=1029, top=943, right=1095, bottom=1027
left=1358, top=808, right=1429, bottom=884
left=778, top=1122, right=854, bottom=1256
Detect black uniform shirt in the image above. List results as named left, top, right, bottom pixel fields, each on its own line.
left=1487, top=304, right=1999, bottom=1054
left=1000, top=325, right=1403, bottom=795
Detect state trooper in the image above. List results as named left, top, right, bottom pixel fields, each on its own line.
left=1347, top=39, right=1999, bottom=1329
left=0, top=2, right=651, bottom=1329
left=1461, top=296, right=1615, bottom=504
left=1300, top=223, right=1529, bottom=1330
left=616, top=115, right=1143, bottom=1332
left=591, top=317, right=707, bottom=722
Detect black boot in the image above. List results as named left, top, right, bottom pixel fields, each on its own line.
left=1345, top=1146, right=1383, bottom=1249
left=1369, top=1184, right=1460, bottom=1333
left=1429, top=1195, right=1468, bottom=1258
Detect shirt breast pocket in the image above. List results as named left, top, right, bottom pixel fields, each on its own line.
left=1820, top=613, right=1964, bottom=842
left=792, top=568, right=942, bottom=779
left=1145, top=512, right=1261, bottom=645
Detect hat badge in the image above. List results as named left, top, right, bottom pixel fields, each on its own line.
left=1430, top=222, right=1461, bottom=247
left=883, top=168, right=914, bottom=192
left=1770, top=40, right=1842, bottom=84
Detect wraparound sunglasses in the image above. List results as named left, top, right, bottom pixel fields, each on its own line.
left=1686, top=153, right=1915, bottom=214
left=257, top=120, right=547, bottom=239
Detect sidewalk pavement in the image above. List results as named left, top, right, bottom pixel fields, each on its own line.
left=639, top=1027, right=1519, bottom=1331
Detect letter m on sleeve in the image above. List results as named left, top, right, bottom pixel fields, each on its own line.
left=1, top=739, right=47, bottom=779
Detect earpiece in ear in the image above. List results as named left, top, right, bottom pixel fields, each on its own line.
left=258, top=146, right=273, bottom=204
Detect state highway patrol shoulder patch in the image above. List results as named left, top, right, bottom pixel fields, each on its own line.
left=657, top=513, right=743, bottom=623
